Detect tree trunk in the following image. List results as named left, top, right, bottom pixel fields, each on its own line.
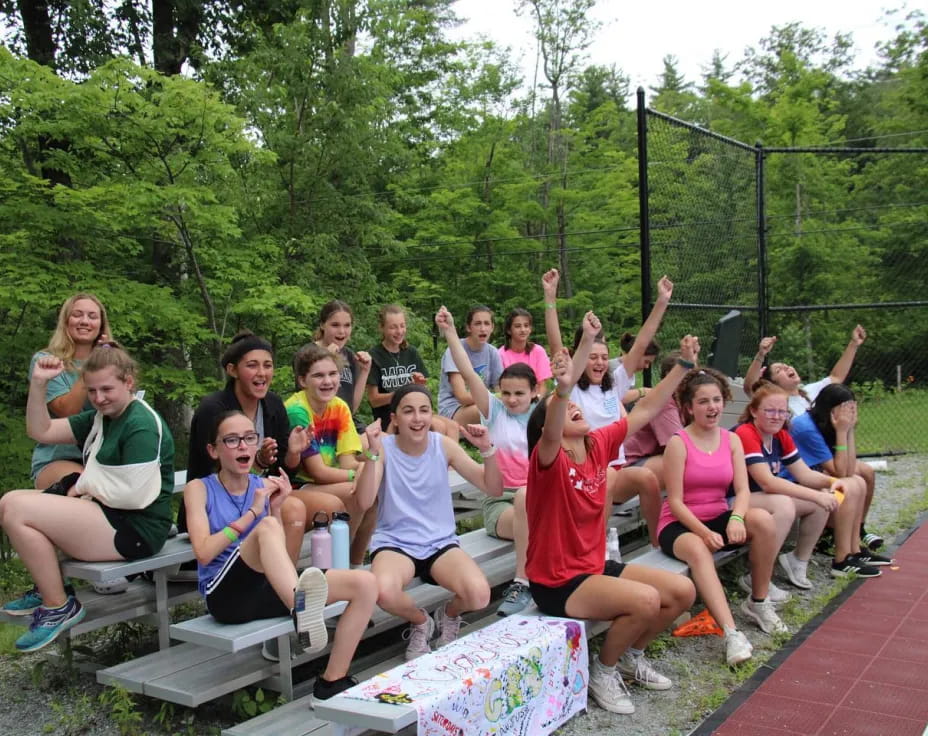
left=152, top=0, right=203, bottom=76
left=16, top=0, right=56, bottom=68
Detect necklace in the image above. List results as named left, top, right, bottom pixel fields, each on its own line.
left=217, top=472, right=249, bottom=517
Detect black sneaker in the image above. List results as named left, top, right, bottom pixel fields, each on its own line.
left=831, top=555, right=881, bottom=578
left=861, top=530, right=884, bottom=551
left=313, top=674, right=358, bottom=701
left=857, top=549, right=894, bottom=566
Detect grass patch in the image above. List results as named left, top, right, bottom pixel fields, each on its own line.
left=0, top=621, right=22, bottom=654
left=857, top=390, right=928, bottom=454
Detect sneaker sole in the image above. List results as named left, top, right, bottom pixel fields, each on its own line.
left=589, top=690, right=635, bottom=715
left=16, top=605, right=87, bottom=653
left=777, top=554, right=813, bottom=590
left=294, top=568, right=329, bottom=653
left=859, top=557, right=893, bottom=566
left=831, top=567, right=881, bottom=578
left=740, top=600, right=787, bottom=635
left=2, top=606, right=40, bottom=617
left=726, top=649, right=753, bottom=667
left=616, top=669, right=672, bottom=691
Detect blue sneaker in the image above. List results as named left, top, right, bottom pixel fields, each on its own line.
left=3, top=586, right=42, bottom=617
left=15, top=597, right=86, bottom=652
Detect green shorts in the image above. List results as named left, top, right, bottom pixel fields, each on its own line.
left=482, top=489, right=518, bottom=538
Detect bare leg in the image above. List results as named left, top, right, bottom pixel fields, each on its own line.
left=279, top=496, right=307, bottom=564
left=746, top=493, right=796, bottom=554
left=640, top=455, right=666, bottom=488
left=855, top=461, right=875, bottom=520
left=237, top=516, right=299, bottom=605
left=833, top=476, right=866, bottom=562
left=672, top=533, right=736, bottom=630
left=745, top=507, right=777, bottom=600
left=494, top=487, right=528, bottom=579
left=0, top=491, right=121, bottom=607
left=619, top=565, right=696, bottom=648
left=322, top=569, right=378, bottom=680
left=429, top=548, right=491, bottom=616
left=34, top=461, right=84, bottom=491
left=350, top=498, right=378, bottom=566
left=429, top=415, right=460, bottom=442
left=452, top=405, right=481, bottom=426
left=790, top=497, right=829, bottom=560
left=565, top=576, right=659, bottom=666
left=371, top=551, right=423, bottom=624
left=291, top=487, right=346, bottom=531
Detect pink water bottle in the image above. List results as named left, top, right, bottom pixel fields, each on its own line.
left=310, top=511, right=332, bottom=570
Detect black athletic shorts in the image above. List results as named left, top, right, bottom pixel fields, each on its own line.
left=529, top=559, right=627, bottom=618
left=99, top=505, right=156, bottom=560
left=205, top=549, right=289, bottom=624
left=370, top=543, right=460, bottom=586
left=658, top=510, right=745, bottom=559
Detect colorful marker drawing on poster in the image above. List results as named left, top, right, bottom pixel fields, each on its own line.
left=339, top=615, right=588, bottom=735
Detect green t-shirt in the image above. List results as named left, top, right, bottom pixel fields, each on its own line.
left=68, top=400, right=175, bottom=554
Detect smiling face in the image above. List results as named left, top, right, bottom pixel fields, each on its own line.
left=466, top=310, right=494, bottom=345
left=66, top=298, right=103, bottom=346
left=499, top=375, right=534, bottom=414
left=769, top=362, right=801, bottom=390
left=381, top=311, right=407, bottom=350
left=687, top=383, right=724, bottom=429
left=319, top=309, right=352, bottom=350
left=228, top=349, right=274, bottom=402
left=752, top=393, right=790, bottom=435
left=584, top=341, right=610, bottom=386
left=84, top=365, right=134, bottom=417
left=391, top=391, right=433, bottom=440
left=507, top=315, right=532, bottom=347
left=209, top=413, right=258, bottom=474
left=299, top=355, right=340, bottom=406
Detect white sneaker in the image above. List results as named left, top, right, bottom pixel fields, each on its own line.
left=778, top=552, right=812, bottom=590
left=588, top=662, right=635, bottom=714
left=725, top=629, right=753, bottom=666
left=434, top=603, right=463, bottom=648
left=91, top=577, right=130, bottom=595
left=616, top=652, right=672, bottom=690
left=293, top=567, right=329, bottom=653
left=741, top=598, right=788, bottom=635
left=738, top=573, right=792, bottom=606
left=403, top=609, right=435, bottom=660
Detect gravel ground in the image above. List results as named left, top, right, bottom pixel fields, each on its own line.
left=0, top=455, right=924, bottom=736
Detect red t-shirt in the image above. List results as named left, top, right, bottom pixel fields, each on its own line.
left=526, top=419, right=627, bottom=588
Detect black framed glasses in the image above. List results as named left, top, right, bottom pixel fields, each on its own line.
left=220, top=432, right=260, bottom=449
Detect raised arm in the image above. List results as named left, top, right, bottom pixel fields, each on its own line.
left=536, top=311, right=601, bottom=468
left=351, top=351, right=372, bottom=413
left=621, top=275, right=673, bottom=374
left=436, top=306, right=491, bottom=418
left=626, top=335, right=699, bottom=437
left=824, top=401, right=858, bottom=478
left=542, top=268, right=564, bottom=354
left=743, top=336, right=777, bottom=397
left=444, top=424, right=503, bottom=497
left=354, top=423, right=385, bottom=512
left=829, top=325, right=866, bottom=384
left=26, top=355, right=77, bottom=445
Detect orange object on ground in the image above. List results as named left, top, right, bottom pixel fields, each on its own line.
left=673, top=609, right=724, bottom=638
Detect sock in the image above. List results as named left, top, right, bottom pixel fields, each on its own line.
left=723, top=624, right=737, bottom=636
left=513, top=577, right=529, bottom=587
left=626, top=647, right=644, bottom=659
left=592, top=657, right=615, bottom=678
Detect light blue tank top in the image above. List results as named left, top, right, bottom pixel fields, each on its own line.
left=371, top=432, right=457, bottom=559
left=197, top=473, right=266, bottom=595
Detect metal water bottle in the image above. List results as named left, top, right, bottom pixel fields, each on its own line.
left=331, top=511, right=351, bottom=570
left=310, top=511, right=332, bottom=570
left=607, top=527, right=621, bottom=563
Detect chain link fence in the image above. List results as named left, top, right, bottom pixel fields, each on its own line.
left=638, top=91, right=928, bottom=454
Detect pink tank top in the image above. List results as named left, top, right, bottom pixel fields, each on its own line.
left=656, top=428, right=732, bottom=535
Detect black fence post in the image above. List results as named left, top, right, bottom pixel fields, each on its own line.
left=755, top=142, right=768, bottom=341
left=637, top=87, right=652, bottom=386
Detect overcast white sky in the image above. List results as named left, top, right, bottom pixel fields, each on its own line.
left=451, top=0, right=904, bottom=96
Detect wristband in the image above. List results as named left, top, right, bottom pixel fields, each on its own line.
left=676, top=358, right=695, bottom=369
left=247, top=507, right=258, bottom=520
left=222, top=526, right=239, bottom=543
left=545, top=302, right=557, bottom=309
left=363, top=448, right=380, bottom=462
left=833, top=445, right=848, bottom=451
left=229, top=521, right=244, bottom=535
left=554, top=388, right=571, bottom=399
left=347, top=468, right=356, bottom=482
left=479, top=446, right=497, bottom=458
left=729, top=514, right=744, bottom=524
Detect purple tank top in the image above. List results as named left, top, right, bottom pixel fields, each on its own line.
left=657, top=428, right=732, bottom=535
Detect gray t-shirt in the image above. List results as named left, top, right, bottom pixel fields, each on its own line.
left=437, top=342, right=503, bottom=418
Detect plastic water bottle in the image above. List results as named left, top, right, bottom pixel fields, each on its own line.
left=331, top=512, right=351, bottom=570
left=310, top=511, right=332, bottom=570
left=607, top=527, right=621, bottom=563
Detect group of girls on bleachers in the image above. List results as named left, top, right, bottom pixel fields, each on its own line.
left=0, top=283, right=890, bottom=714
